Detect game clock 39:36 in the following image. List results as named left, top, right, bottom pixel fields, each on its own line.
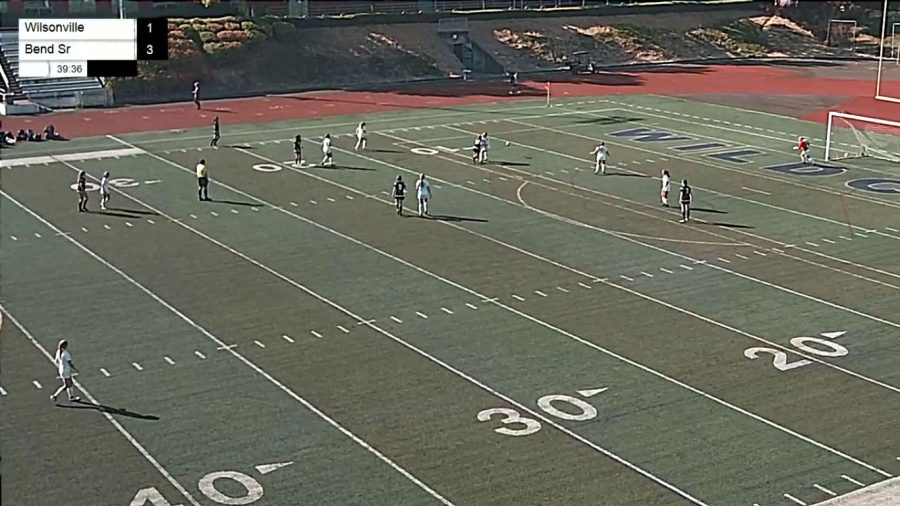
left=56, top=63, right=83, bottom=75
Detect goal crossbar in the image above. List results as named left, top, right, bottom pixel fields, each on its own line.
left=825, top=111, right=900, bottom=162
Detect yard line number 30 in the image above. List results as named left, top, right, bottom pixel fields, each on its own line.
left=477, top=389, right=605, bottom=437
left=744, top=334, right=848, bottom=372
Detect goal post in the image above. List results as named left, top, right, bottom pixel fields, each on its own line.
left=875, top=0, right=900, bottom=103
left=825, top=111, right=900, bottom=162
left=826, top=19, right=857, bottom=50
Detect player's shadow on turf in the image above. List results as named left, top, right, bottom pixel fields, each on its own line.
left=575, top=115, right=644, bottom=126
left=371, top=149, right=401, bottom=154
left=427, top=214, right=488, bottom=223
left=609, top=172, right=648, bottom=177
left=495, top=161, right=530, bottom=167
left=62, top=400, right=160, bottom=421
left=692, top=207, right=727, bottom=214
left=316, top=165, right=375, bottom=171
left=702, top=222, right=754, bottom=229
left=108, top=207, right=158, bottom=216
left=94, top=210, right=146, bottom=219
left=208, top=199, right=259, bottom=207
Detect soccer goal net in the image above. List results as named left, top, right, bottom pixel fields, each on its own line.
left=825, top=112, right=900, bottom=162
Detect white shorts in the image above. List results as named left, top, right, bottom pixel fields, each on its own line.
left=417, top=194, right=429, bottom=200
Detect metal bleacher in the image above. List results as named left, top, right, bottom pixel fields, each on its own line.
left=0, top=30, right=104, bottom=106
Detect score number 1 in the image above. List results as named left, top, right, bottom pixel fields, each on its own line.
left=137, top=18, right=168, bottom=61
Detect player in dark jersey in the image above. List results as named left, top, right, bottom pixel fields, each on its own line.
left=392, top=175, right=406, bottom=215
left=678, top=179, right=692, bottom=223
left=210, top=117, right=220, bottom=148
left=192, top=81, right=201, bottom=110
left=76, top=170, right=88, bottom=212
left=472, top=134, right=481, bottom=163
left=293, top=134, right=303, bottom=166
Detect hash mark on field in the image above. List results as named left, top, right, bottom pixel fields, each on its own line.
left=783, top=493, right=807, bottom=505
left=753, top=251, right=767, bottom=256
left=620, top=275, right=635, bottom=282
left=841, top=475, right=866, bottom=487
left=338, top=325, right=350, bottom=334
left=735, top=254, right=749, bottom=260
left=466, top=180, right=476, bottom=185
left=534, top=290, right=548, bottom=297
left=9, top=235, right=17, bottom=241
left=210, top=211, right=219, bottom=217
left=32, top=380, right=42, bottom=390
left=717, top=257, right=731, bottom=264
left=640, top=271, right=654, bottom=278
left=885, top=227, right=899, bottom=233
left=390, top=316, right=403, bottom=324
left=100, top=368, right=111, bottom=377
left=326, top=197, right=336, bottom=202
left=281, top=334, right=295, bottom=343
left=512, top=294, right=525, bottom=301
left=132, top=362, right=143, bottom=371
left=81, top=227, right=88, bottom=233
left=0, top=386, right=5, bottom=396
left=742, top=186, right=771, bottom=196
left=840, top=235, right=853, bottom=241
left=194, top=351, right=206, bottom=359
left=35, top=232, right=42, bottom=238
left=856, top=233, right=869, bottom=238
left=147, top=219, right=155, bottom=225
left=813, top=484, right=837, bottom=496
left=163, top=356, right=175, bottom=365
left=482, top=178, right=491, bottom=184
left=103, top=224, right=111, bottom=230
left=659, top=267, right=674, bottom=274
left=251, top=207, right=259, bottom=212
left=346, top=195, right=354, bottom=200
left=310, top=200, right=318, bottom=205
left=441, top=307, right=454, bottom=314
left=577, top=282, right=592, bottom=289
left=679, top=264, right=693, bottom=270
left=821, top=238, right=836, bottom=244
left=498, top=176, right=509, bottom=181
left=125, top=222, right=133, bottom=227
left=416, top=311, right=429, bottom=319
left=465, top=302, right=478, bottom=310
left=254, top=340, right=266, bottom=348
left=310, top=330, right=323, bottom=339
left=556, top=286, right=570, bottom=293
left=230, top=209, right=239, bottom=214
left=189, top=214, right=198, bottom=219
left=805, top=242, right=819, bottom=247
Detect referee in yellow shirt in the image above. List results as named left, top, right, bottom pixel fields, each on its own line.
left=196, top=159, right=209, bottom=201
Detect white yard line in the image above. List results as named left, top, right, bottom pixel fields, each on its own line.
left=0, top=307, right=202, bottom=506
left=0, top=191, right=453, bottom=506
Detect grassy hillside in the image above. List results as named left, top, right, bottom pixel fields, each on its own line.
left=109, top=17, right=457, bottom=103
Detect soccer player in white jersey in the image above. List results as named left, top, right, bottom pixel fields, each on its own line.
left=660, top=169, right=671, bottom=207
left=478, top=132, right=490, bottom=164
left=50, top=339, right=80, bottom=403
left=415, top=173, right=431, bottom=217
left=354, top=122, right=367, bottom=151
left=591, top=141, right=609, bottom=175
left=99, top=171, right=111, bottom=210
left=321, top=134, right=333, bottom=167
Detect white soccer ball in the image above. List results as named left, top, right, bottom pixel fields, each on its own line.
left=505, top=141, right=510, bottom=146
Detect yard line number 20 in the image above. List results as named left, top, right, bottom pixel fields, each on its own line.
left=744, top=335, right=848, bottom=372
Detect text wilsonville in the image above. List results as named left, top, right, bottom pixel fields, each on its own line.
left=22, top=21, right=86, bottom=33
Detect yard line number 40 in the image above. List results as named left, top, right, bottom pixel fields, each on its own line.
left=744, top=332, right=848, bottom=372
left=478, top=388, right=606, bottom=437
